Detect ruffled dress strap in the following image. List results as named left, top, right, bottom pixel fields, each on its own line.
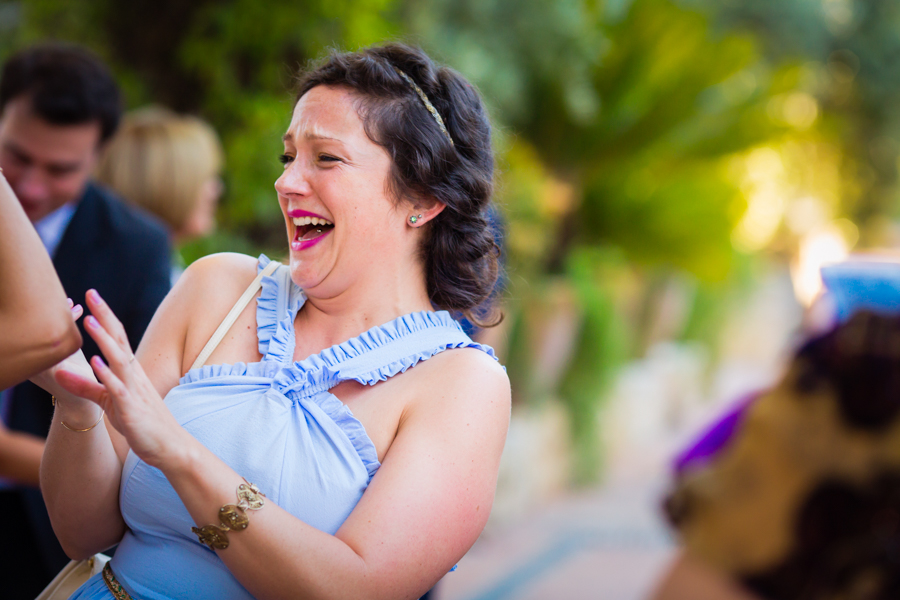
left=256, top=254, right=305, bottom=364
left=337, top=311, right=498, bottom=385
left=272, top=310, right=498, bottom=400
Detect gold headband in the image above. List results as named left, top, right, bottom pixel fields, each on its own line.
left=393, top=67, right=455, bottom=147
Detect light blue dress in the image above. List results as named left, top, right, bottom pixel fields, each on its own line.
left=71, top=255, right=496, bottom=599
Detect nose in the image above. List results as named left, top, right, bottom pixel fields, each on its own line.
left=16, top=166, right=51, bottom=202
left=274, top=160, right=312, bottom=199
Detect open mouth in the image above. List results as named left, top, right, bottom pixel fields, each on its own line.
left=291, top=215, right=334, bottom=250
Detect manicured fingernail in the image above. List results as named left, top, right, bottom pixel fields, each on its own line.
left=85, top=316, right=98, bottom=328
left=91, top=355, right=106, bottom=369
left=67, top=298, right=74, bottom=308
left=87, top=289, right=101, bottom=303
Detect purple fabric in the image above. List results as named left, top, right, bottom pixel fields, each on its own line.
left=674, top=392, right=760, bottom=475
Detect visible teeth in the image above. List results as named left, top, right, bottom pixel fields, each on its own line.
left=292, top=216, right=333, bottom=226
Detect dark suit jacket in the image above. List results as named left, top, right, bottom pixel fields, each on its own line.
left=3, top=183, right=171, bottom=596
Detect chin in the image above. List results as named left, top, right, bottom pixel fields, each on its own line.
left=287, top=260, right=326, bottom=291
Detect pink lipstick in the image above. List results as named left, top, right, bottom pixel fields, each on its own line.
left=288, top=209, right=330, bottom=219
left=288, top=208, right=334, bottom=251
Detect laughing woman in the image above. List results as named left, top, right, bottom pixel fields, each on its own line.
left=35, top=43, right=510, bottom=600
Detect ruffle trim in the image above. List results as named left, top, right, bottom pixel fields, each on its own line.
left=265, top=320, right=297, bottom=365
left=315, top=392, right=381, bottom=479
left=179, top=360, right=282, bottom=385
left=271, top=310, right=498, bottom=398
left=256, top=254, right=305, bottom=359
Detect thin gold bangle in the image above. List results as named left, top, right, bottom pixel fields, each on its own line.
left=51, top=395, right=105, bottom=432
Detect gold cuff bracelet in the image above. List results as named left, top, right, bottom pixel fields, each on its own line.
left=192, top=480, right=266, bottom=550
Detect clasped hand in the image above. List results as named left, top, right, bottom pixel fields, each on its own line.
left=50, top=289, right=184, bottom=468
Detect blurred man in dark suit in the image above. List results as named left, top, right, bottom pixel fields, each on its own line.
left=0, top=43, right=171, bottom=599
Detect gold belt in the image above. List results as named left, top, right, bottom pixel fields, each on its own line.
left=102, top=563, right=134, bottom=600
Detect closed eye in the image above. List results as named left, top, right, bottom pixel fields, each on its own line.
left=318, top=154, right=341, bottom=163
left=278, top=154, right=293, bottom=165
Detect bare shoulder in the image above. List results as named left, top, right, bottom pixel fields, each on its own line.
left=138, top=253, right=270, bottom=392
left=179, top=252, right=261, bottom=297
left=406, top=347, right=510, bottom=421
left=152, top=253, right=260, bottom=326
left=172, top=253, right=271, bottom=371
left=427, top=346, right=508, bottom=384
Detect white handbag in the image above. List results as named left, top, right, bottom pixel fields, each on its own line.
left=35, top=554, right=110, bottom=600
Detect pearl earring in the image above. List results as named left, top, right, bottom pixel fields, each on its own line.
left=409, top=214, right=423, bottom=225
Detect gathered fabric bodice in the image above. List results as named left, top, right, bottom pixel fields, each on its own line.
left=71, top=255, right=496, bottom=600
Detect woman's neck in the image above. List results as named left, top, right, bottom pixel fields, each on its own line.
left=291, top=260, right=433, bottom=361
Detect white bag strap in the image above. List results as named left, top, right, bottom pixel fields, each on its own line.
left=189, top=260, right=281, bottom=372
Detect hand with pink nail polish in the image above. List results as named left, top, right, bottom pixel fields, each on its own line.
left=55, top=289, right=183, bottom=468
left=69, top=298, right=84, bottom=321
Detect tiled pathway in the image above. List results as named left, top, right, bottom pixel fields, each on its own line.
left=434, top=448, right=679, bottom=600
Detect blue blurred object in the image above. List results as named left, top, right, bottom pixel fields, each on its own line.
left=820, top=260, right=900, bottom=321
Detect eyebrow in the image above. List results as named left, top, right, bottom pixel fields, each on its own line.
left=3, top=142, right=83, bottom=172
left=281, top=130, right=341, bottom=143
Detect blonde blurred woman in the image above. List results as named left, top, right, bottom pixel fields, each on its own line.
left=96, top=107, right=224, bottom=281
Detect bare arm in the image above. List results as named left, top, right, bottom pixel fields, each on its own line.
left=0, top=423, right=43, bottom=486
left=651, top=553, right=762, bottom=600
left=39, top=353, right=128, bottom=556
left=54, top=271, right=511, bottom=599
left=0, top=171, right=81, bottom=389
